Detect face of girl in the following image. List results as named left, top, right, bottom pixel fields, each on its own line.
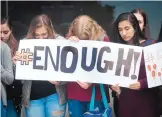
left=133, top=13, right=144, bottom=31
left=118, top=20, right=135, bottom=42
left=0, top=23, right=12, bottom=42
left=35, top=26, right=49, bottom=39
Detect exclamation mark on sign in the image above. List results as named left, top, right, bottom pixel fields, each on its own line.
left=131, top=52, right=141, bottom=80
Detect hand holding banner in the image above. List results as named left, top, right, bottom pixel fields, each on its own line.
left=15, top=38, right=143, bottom=87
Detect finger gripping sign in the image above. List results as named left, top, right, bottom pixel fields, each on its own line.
left=15, top=38, right=143, bottom=87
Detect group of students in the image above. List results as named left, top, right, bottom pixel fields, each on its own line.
left=1, top=8, right=162, bottom=117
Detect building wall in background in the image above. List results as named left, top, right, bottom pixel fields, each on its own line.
left=101, top=1, right=162, bottom=40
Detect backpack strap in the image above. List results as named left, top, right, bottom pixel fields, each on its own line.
left=89, top=84, right=109, bottom=111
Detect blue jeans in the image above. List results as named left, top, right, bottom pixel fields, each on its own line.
left=68, top=99, right=104, bottom=117
left=1, top=100, right=18, bottom=117
left=7, top=100, right=18, bottom=117
left=1, top=100, right=7, bottom=117
left=25, top=93, right=66, bottom=117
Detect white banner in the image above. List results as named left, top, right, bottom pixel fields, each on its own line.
left=15, top=38, right=143, bottom=87
left=144, top=42, right=162, bottom=88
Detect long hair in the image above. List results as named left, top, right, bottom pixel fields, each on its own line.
left=1, top=17, right=18, bottom=57
left=157, top=22, right=162, bottom=42
left=113, top=12, right=146, bottom=45
left=131, top=8, right=150, bottom=39
left=26, top=14, right=56, bottom=39
left=67, top=15, right=106, bottom=41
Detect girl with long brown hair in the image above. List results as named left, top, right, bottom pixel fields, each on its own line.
left=1, top=17, right=20, bottom=117
left=13, top=14, right=67, bottom=117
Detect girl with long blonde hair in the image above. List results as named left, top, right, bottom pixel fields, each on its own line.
left=66, top=15, right=110, bottom=117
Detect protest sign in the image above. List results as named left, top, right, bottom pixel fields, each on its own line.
left=16, top=38, right=143, bottom=87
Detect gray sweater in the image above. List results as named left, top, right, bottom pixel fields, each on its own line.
left=1, top=41, right=14, bottom=106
